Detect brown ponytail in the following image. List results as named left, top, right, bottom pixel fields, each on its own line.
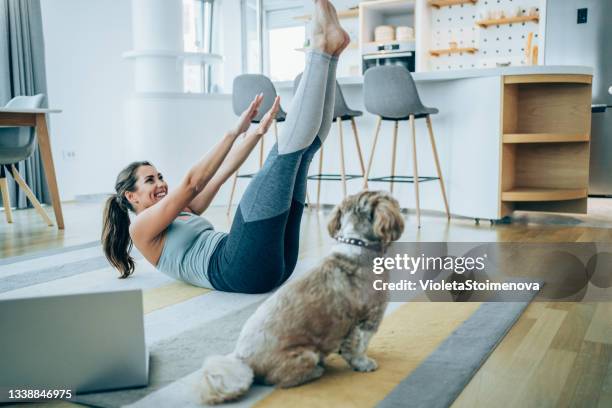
left=101, top=161, right=151, bottom=278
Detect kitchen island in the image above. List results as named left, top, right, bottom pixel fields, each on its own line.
left=275, top=65, right=593, bottom=220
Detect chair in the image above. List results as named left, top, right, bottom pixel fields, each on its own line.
left=0, top=94, right=53, bottom=226
left=226, top=74, right=288, bottom=215
left=294, top=73, right=366, bottom=208
left=362, top=66, right=450, bottom=228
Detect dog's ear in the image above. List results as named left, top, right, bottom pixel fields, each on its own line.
left=372, top=194, right=405, bottom=246
left=327, top=204, right=343, bottom=237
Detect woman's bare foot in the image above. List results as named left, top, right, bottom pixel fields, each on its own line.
left=311, top=0, right=349, bottom=56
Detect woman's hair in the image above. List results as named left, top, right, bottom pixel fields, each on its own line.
left=102, top=161, right=152, bottom=278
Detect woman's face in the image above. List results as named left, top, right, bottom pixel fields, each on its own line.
left=125, top=165, right=168, bottom=213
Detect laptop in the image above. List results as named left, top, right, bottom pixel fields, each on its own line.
left=0, top=290, right=149, bottom=396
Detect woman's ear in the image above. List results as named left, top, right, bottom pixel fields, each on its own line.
left=327, top=205, right=343, bottom=237
left=124, top=191, right=138, bottom=206
left=372, top=195, right=405, bottom=246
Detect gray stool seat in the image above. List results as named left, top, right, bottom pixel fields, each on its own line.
left=0, top=94, right=45, bottom=165
left=294, top=73, right=366, bottom=207
left=363, top=66, right=450, bottom=227
left=364, top=65, right=438, bottom=119
left=227, top=74, right=287, bottom=214
left=380, top=107, right=438, bottom=121
left=233, top=74, right=287, bottom=122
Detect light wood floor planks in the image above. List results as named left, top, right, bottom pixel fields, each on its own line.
left=2, top=198, right=612, bottom=407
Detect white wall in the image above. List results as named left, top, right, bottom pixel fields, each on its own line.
left=124, top=93, right=253, bottom=207
left=41, top=0, right=134, bottom=200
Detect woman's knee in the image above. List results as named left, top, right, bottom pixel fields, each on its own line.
left=225, top=261, right=285, bottom=294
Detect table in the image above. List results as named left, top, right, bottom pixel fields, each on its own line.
left=0, top=108, right=64, bottom=229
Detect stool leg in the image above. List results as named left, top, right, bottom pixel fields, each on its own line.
left=338, top=118, right=347, bottom=198
left=0, top=176, right=13, bottom=223
left=258, top=137, right=264, bottom=169
left=390, top=120, right=399, bottom=194
left=227, top=171, right=238, bottom=216
left=317, top=143, right=324, bottom=209
left=363, top=116, right=382, bottom=189
left=350, top=118, right=366, bottom=176
left=10, top=165, right=53, bottom=226
left=409, top=115, right=421, bottom=228
left=426, top=116, right=450, bottom=219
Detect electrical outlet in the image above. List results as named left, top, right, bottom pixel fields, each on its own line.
left=62, top=150, right=76, bottom=160
left=577, top=8, right=587, bottom=24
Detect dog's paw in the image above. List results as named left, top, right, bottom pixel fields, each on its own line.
left=351, top=356, right=378, bottom=372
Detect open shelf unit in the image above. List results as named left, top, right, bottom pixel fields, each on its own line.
left=499, top=74, right=593, bottom=216
left=428, top=0, right=477, bottom=8
left=476, top=15, right=539, bottom=28
left=429, top=47, right=477, bottom=57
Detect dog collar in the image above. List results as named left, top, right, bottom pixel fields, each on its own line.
left=334, top=235, right=382, bottom=251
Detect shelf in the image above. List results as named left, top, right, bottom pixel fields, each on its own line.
left=504, top=75, right=592, bottom=85
left=295, top=42, right=358, bottom=52
left=363, top=40, right=415, bottom=47
left=428, top=0, right=477, bottom=8
left=476, top=15, right=539, bottom=28
left=502, top=188, right=587, bottom=202
left=429, top=47, right=478, bottom=57
left=294, top=8, right=359, bottom=21
left=503, top=133, right=589, bottom=144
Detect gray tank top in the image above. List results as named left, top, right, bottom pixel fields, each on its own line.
left=156, top=212, right=226, bottom=288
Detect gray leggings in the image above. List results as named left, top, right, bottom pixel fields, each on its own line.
left=208, top=51, right=338, bottom=293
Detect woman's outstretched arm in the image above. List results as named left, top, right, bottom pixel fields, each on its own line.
left=188, top=97, right=280, bottom=215
left=130, top=95, right=265, bottom=242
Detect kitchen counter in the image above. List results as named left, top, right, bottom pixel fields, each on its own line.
left=274, top=65, right=594, bottom=219
left=275, top=65, right=593, bottom=89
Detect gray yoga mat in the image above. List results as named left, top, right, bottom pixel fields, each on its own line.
left=377, top=283, right=542, bottom=408
left=74, top=300, right=264, bottom=408
left=0, top=240, right=101, bottom=265
left=73, top=281, right=539, bottom=408
left=0, top=254, right=145, bottom=294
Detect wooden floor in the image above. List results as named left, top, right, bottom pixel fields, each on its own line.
left=1, top=199, right=611, bottom=407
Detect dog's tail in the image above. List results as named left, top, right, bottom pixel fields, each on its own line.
left=200, top=354, right=254, bottom=405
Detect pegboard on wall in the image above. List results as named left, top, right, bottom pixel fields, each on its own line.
left=429, top=0, right=545, bottom=71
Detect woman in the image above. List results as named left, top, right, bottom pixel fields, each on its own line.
left=102, top=0, right=350, bottom=294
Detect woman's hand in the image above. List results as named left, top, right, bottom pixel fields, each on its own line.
left=253, top=96, right=281, bottom=137
left=231, top=93, right=264, bottom=138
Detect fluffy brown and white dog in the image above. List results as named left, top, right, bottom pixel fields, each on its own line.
left=200, top=191, right=405, bottom=404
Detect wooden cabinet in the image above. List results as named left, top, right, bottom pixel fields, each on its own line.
left=500, top=74, right=593, bottom=216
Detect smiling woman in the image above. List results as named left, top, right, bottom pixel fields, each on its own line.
left=101, top=0, right=351, bottom=294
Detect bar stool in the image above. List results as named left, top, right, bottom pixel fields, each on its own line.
left=227, top=74, right=287, bottom=215
left=294, top=73, right=366, bottom=208
left=362, top=65, right=450, bottom=228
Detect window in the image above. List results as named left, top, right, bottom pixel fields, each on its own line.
left=241, top=0, right=263, bottom=74
left=267, top=25, right=305, bottom=81
left=183, top=0, right=217, bottom=93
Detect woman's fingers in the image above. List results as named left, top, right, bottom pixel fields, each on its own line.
left=249, top=93, right=264, bottom=119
